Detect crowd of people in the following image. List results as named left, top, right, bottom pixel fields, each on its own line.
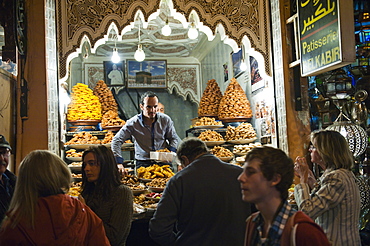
left=0, top=91, right=365, bottom=245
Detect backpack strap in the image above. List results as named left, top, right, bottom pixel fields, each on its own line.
left=281, top=211, right=331, bottom=246
left=281, top=211, right=297, bottom=246
left=245, top=212, right=260, bottom=246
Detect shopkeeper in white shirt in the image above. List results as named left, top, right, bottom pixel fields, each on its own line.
left=111, top=91, right=179, bottom=169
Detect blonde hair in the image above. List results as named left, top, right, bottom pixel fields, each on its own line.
left=5, top=150, right=71, bottom=228
left=311, top=130, right=354, bottom=170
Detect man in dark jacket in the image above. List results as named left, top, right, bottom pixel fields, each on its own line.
left=0, top=135, right=16, bottom=222
left=149, top=137, right=252, bottom=246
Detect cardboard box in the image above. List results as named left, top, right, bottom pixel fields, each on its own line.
left=150, top=152, right=176, bottom=162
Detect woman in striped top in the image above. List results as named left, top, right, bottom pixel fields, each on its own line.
left=294, top=130, right=361, bottom=246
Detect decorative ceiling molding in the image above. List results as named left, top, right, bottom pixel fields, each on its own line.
left=57, top=0, right=160, bottom=78
left=56, top=0, right=272, bottom=79
left=172, top=0, right=271, bottom=75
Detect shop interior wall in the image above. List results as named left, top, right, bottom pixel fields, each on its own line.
left=0, top=69, right=16, bottom=172
left=66, top=34, right=252, bottom=142
left=68, top=57, right=199, bottom=141
left=201, top=37, right=277, bottom=146
left=201, top=37, right=233, bottom=92
left=66, top=34, right=276, bottom=147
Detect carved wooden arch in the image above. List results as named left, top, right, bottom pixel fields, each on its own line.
left=172, top=0, right=271, bottom=75
left=57, top=0, right=271, bottom=79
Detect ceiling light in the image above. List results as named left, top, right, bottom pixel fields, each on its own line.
left=188, top=22, right=198, bottom=39
left=135, top=44, right=145, bottom=62
left=110, top=34, right=120, bottom=63
left=161, top=19, right=171, bottom=36
left=135, top=23, right=145, bottom=62
left=111, top=47, right=120, bottom=63
left=239, top=45, right=247, bottom=71
left=240, top=59, right=248, bottom=71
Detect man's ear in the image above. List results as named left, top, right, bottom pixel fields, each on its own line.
left=139, top=104, right=144, bottom=111
left=181, top=156, right=190, bottom=167
left=271, top=173, right=281, bottom=187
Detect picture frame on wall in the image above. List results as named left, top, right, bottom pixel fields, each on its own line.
left=231, top=49, right=244, bottom=78
left=84, top=63, right=104, bottom=88
left=103, top=61, right=125, bottom=87
left=250, top=56, right=265, bottom=93
left=126, top=60, right=167, bottom=88
left=223, top=63, right=229, bottom=82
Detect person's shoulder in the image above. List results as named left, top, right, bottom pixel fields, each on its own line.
left=5, top=169, right=16, bottom=180
left=221, top=163, right=243, bottom=177
left=292, top=211, right=331, bottom=245
left=292, top=211, right=314, bottom=223
left=126, top=114, right=141, bottom=124
left=224, top=162, right=243, bottom=170
left=117, top=184, right=134, bottom=195
left=208, top=156, right=243, bottom=171
left=118, top=183, right=132, bottom=191
left=157, top=113, right=172, bottom=121
left=323, top=168, right=353, bottom=180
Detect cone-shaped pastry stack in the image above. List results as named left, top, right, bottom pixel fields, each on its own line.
left=67, top=83, right=102, bottom=121
left=101, top=110, right=125, bottom=127
left=93, top=80, right=118, bottom=115
left=198, top=79, right=223, bottom=117
left=218, top=78, right=252, bottom=119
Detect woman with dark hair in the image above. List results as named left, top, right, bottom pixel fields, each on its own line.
left=81, top=145, right=133, bottom=246
left=0, top=150, right=110, bottom=245
left=294, top=130, right=361, bottom=246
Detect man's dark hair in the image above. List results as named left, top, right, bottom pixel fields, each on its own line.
left=244, top=146, right=294, bottom=200
left=177, top=137, right=209, bottom=163
left=140, top=91, right=158, bottom=105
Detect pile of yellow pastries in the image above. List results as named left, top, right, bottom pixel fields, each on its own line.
left=67, top=83, right=102, bottom=121
left=137, top=165, right=174, bottom=179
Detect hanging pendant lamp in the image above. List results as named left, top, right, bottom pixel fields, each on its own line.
left=135, top=23, right=145, bottom=62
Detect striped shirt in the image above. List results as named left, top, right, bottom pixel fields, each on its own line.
left=294, top=168, right=361, bottom=246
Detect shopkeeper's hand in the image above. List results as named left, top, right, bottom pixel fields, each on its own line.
left=294, top=156, right=316, bottom=189
left=118, top=164, right=128, bottom=177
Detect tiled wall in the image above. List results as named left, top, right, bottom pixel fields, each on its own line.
left=270, top=0, right=288, bottom=153
left=46, top=0, right=60, bottom=154
left=201, top=40, right=233, bottom=92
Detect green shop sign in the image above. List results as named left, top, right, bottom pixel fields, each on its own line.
left=298, top=0, right=356, bottom=76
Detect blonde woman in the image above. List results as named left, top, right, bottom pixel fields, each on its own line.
left=294, top=130, right=361, bottom=245
left=0, top=150, right=110, bottom=245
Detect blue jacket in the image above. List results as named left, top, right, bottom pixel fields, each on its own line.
left=0, top=169, right=16, bottom=221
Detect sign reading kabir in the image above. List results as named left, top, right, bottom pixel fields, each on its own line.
left=298, top=0, right=356, bottom=76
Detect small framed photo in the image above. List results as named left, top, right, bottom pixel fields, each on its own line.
left=231, top=49, right=244, bottom=78
left=322, top=112, right=331, bottom=125
left=103, top=61, right=126, bottom=87
left=223, top=63, right=229, bottom=82
left=127, top=60, right=167, bottom=88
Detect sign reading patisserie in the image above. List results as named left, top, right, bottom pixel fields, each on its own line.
left=298, top=0, right=355, bottom=76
